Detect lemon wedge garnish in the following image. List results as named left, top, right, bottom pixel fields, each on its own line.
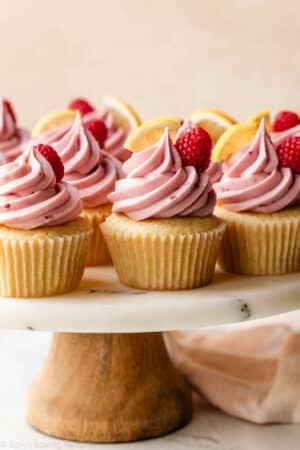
left=32, top=109, right=77, bottom=138
left=190, top=109, right=236, bottom=144
left=211, top=120, right=259, bottom=162
left=102, top=96, right=141, bottom=132
left=247, top=109, right=271, bottom=130
left=125, top=117, right=181, bottom=153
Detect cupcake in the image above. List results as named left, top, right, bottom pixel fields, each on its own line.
left=52, top=112, right=122, bottom=266
left=214, top=119, right=300, bottom=275
left=33, top=97, right=141, bottom=163
left=0, top=143, right=91, bottom=297
left=0, top=98, right=29, bottom=164
left=101, top=122, right=226, bottom=290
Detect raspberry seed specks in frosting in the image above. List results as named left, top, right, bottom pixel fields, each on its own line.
left=0, top=98, right=29, bottom=164
left=0, top=144, right=82, bottom=230
left=52, top=112, right=122, bottom=208
left=215, top=119, right=300, bottom=213
left=110, top=126, right=216, bottom=220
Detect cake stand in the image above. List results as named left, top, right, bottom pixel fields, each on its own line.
left=1, top=266, right=300, bottom=443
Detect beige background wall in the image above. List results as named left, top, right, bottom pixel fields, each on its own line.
left=0, top=0, right=298, bottom=127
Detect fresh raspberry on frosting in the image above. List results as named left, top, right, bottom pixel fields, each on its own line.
left=277, top=136, right=300, bottom=173
left=3, top=99, right=16, bottom=124
left=68, top=98, right=95, bottom=116
left=35, top=144, right=64, bottom=182
left=175, top=126, right=212, bottom=172
left=273, top=110, right=300, bottom=132
left=85, top=119, right=107, bottom=148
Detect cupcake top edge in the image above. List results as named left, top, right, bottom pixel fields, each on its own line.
left=0, top=143, right=82, bottom=230
left=215, top=119, right=300, bottom=213
left=109, top=121, right=216, bottom=221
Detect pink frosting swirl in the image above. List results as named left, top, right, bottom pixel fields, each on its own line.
left=214, top=120, right=300, bottom=212
left=52, top=113, right=122, bottom=208
left=0, top=98, right=29, bottom=163
left=0, top=145, right=82, bottom=230
left=109, top=128, right=216, bottom=220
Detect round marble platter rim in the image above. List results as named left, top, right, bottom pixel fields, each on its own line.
left=0, top=266, right=299, bottom=333
left=0, top=267, right=300, bottom=333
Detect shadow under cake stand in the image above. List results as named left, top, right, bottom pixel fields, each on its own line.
left=1, top=267, right=300, bottom=443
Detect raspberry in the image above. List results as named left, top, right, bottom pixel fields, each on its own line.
left=277, top=136, right=300, bottom=173
left=35, top=144, right=64, bottom=182
left=273, top=110, right=300, bottom=132
left=68, top=97, right=94, bottom=116
left=85, top=119, right=108, bottom=147
left=3, top=99, right=16, bottom=123
left=175, top=126, right=212, bottom=172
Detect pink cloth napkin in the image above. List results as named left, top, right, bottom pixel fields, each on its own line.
left=166, top=315, right=300, bottom=423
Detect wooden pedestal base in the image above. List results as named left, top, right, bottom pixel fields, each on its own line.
left=27, top=332, right=193, bottom=442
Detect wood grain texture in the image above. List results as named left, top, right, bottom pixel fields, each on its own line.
left=26, top=332, right=192, bottom=442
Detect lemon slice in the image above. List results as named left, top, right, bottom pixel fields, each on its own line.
left=211, top=120, right=259, bottom=162
left=31, top=109, right=77, bottom=138
left=102, top=96, right=141, bottom=132
left=144, top=116, right=182, bottom=127
left=248, top=109, right=271, bottom=130
left=190, top=109, right=236, bottom=144
left=125, top=117, right=181, bottom=152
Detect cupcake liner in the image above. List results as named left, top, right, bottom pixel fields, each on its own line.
left=0, top=219, right=91, bottom=298
left=101, top=214, right=226, bottom=290
left=215, top=206, right=300, bottom=275
left=81, top=205, right=112, bottom=266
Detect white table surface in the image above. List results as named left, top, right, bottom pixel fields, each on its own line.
left=0, top=330, right=299, bottom=450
